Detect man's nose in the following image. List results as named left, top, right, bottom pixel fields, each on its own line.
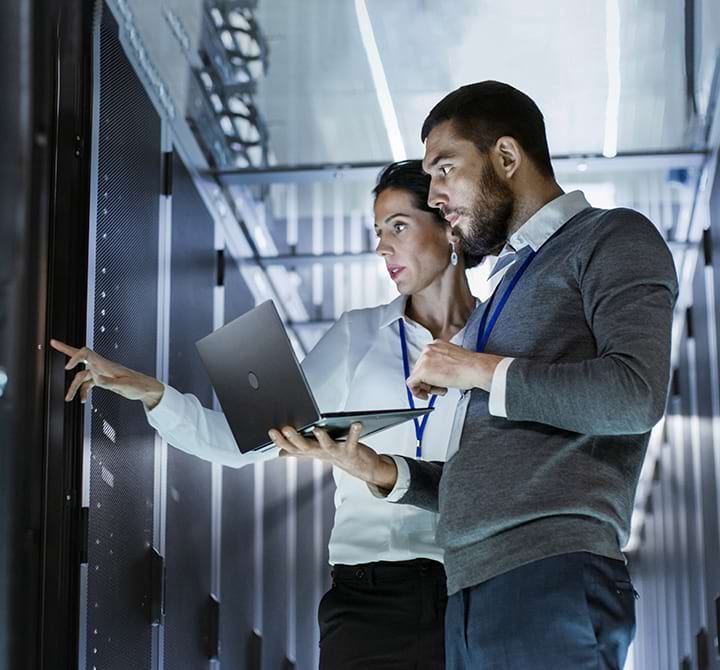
left=428, top=181, right=447, bottom=210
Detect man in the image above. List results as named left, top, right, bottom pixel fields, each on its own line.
left=272, top=81, right=678, bottom=669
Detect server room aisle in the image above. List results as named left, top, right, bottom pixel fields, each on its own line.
left=2, top=1, right=720, bottom=669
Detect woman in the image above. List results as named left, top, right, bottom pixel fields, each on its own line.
left=52, top=160, right=481, bottom=669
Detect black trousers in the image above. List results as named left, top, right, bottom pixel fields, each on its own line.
left=318, top=558, right=447, bottom=670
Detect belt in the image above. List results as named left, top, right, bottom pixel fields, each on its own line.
left=331, top=558, right=445, bottom=585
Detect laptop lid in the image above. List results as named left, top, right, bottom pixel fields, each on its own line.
left=195, top=300, right=320, bottom=453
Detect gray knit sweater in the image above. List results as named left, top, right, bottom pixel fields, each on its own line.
left=395, top=206, right=678, bottom=595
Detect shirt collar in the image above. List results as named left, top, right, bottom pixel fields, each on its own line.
left=379, top=294, right=481, bottom=331
left=507, top=190, right=591, bottom=253
left=379, top=294, right=409, bottom=329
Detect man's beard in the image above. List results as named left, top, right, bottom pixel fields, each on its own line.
left=454, top=162, right=515, bottom=260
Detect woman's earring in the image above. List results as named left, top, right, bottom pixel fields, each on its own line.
left=450, top=242, right=459, bottom=267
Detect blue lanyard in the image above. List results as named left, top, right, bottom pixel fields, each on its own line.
left=399, top=319, right=437, bottom=458
left=475, top=249, right=536, bottom=353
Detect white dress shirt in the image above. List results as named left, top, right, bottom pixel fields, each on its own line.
left=144, top=294, right=472, bottom=565
left=384, top=190, right=593, bottom=500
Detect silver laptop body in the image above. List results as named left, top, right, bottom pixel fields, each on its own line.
left=196, top=300, right=432, bottom=453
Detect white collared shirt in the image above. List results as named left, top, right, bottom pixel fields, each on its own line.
left=145, top=295, right=471, bottom=565
left=385, top=190, right=592, bottom=501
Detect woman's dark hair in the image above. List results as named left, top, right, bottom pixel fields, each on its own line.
left=372, top=159, right=437, bottom=215
left=420, top=81, right=554, bottom=179
left=373, top=159, right=482, bottom=268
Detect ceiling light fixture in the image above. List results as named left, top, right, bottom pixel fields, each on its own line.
left=354, top=0, right=407, bottom=161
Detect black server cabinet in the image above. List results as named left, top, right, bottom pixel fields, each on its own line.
left=163, top=152, right=216, bottom=668
left=262, top=457, right=290, bottom=670
left=294, top=460, right=320, bottom=670
left=85, top=9, right=161, bottom=668
left=221, top=259, right=259, bottom=668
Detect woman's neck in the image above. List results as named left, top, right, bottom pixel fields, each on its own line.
left=404, top=267, right=475, bottom=340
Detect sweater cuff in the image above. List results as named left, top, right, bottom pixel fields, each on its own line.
left=144, top=383, right=185, bottom=431
left=367, top=455, right=410, bottom=501
left=488, top=357, right=515, bottom=418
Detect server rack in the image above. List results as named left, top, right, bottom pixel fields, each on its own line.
left=72, top=4, right=335, bottom=668
left=629, top=151, right=720, bottom=669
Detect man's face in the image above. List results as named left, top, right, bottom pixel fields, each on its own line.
left=422, top=120, right=515, bottom=258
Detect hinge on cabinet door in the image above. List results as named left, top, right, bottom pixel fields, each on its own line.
left=79, top=506, right=89, bottom=564
left=161, top=151, right=173, bottom=196
left=685, top=306, right=694, bottom=339
left=206, top=594, right=220, bottom=660
left=149, top=547, right=165, bottom=626
left=696, top=627, right=709, bottom=670
left=216, top=249, right=225, bottom=287
left=703, top=227, right=713, bottom=267
left=247, top=630, right=262, bottom=670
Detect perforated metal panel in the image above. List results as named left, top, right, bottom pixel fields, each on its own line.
left=262, top=458, right=290, bottom=669
left=294, top=460, right=319, bottom=670
left=163, top=152, right=215, bottom=668
left=220, top=258, right=257, bottom=668
left=85, top=9, right=161, bottom=668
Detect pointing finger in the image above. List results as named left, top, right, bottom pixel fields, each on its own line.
left=50, top=339, right=79, bottom=358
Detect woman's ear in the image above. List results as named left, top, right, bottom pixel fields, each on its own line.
left=446, top=226, right=460, bottom=245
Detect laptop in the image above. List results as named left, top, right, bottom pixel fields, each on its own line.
left=195, top=300, right=432, bottom=453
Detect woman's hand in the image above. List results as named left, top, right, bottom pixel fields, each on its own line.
left=268, top=423, right=399, bottom=493
left=49, top=339, right=165, bottom=409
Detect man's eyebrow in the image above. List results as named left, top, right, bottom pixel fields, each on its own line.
left=383, top=212, right=408, bottom=224
left=425, top=152, right=454, bottom=169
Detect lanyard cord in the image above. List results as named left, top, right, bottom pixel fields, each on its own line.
left=398, top=248, right=535, bottom=459
left=475, top=249, right=537, bottom=353
left=399, top=319, right=437, bottom=458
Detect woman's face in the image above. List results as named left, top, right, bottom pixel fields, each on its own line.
left=374, top=187, right=453, bottom=295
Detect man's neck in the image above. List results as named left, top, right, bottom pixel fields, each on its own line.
left=405, top=269, right=475, bottom=341
left=507, top=179, right=564, bottom=238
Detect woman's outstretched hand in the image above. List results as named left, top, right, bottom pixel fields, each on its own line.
left=49, top=339, right=165, bottom=409
left=269, top=422, right=399, bottom=493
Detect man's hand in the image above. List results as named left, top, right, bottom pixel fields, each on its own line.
left=406, top=340, right=504, bottom=399
left=50, top=339, right=165, bottom=409
left=268, top=423, right=398, bottom=493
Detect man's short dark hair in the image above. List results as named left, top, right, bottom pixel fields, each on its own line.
left=373, top=160, right=482, bottom=268
left=421, top=81, right=555, bottom=178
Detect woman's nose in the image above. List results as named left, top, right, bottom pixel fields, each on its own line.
left=375, top=238, right=393, bottom=257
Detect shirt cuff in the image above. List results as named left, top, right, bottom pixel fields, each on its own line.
left=488, top=357, right=515, bottom=418
left=144, top=383, right=185, bottom=430
left=367, top=455, right=411, bottom=501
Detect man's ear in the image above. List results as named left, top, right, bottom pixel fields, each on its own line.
left=493, top=136, right=522, bottom=179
